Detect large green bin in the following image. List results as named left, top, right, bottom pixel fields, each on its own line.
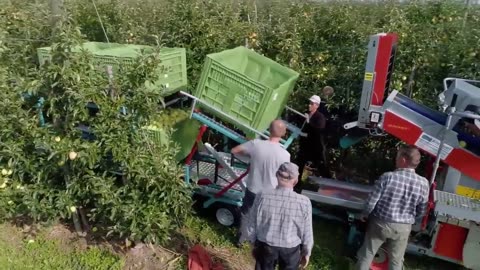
left=194, top=46, right=299, bottom=133
left=37, top=42, right=187, bottom=97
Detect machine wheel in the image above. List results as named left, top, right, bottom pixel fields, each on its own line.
left=214, top=204, right=240, bottom=227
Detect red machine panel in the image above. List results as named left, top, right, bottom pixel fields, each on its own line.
left=433, top=223, right=468, bottom=262
left=371, top=34, right=398, bottom=106
left=383, top=110, right=480, bottom=181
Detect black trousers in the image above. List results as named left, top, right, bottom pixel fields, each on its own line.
left=237, top=189, right=257, bottom=244
left=240, top=188, right=256, bottom=215
left=253, top=241, right=301, bottom=270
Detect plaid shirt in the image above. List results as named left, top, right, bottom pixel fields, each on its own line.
left=247, top=187, right=314, bottom=256
left=364, top=168, right=430, bottom=224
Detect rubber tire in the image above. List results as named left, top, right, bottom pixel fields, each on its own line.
left=214, top=203, right=241, bottom=227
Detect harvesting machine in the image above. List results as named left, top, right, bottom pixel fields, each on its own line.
left=102, top=33, right=480, bottom=269
left=179, top=46, right=306, bottom=227
left=301, top=33, right=480, bottom=269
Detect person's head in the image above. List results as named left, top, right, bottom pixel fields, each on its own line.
left=463, top=107, right=480, bottom=136
left=276, top=162, right=300, bottom=188
left=308, top=95, right=321, bottom=113
left=269, top=119, right=287, bottom=140
left=395, top=145, right=421, bottom=169
left=322, top=86, right=334, bottom=99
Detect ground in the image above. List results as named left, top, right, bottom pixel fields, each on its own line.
left=0, top=216, right=466, bottom=270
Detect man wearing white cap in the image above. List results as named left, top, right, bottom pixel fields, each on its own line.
left=294, top=94, right=329, bottom=192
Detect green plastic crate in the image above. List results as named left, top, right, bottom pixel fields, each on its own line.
left=37, top=42, right=187, bottom=96
left=194, top=46, right=299, bottom=133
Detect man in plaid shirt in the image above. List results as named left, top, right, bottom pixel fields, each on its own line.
left=356, top=146, right=430, bottom=270
left=247, top=162, right=314, bottom=270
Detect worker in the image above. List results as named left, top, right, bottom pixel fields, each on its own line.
left=355, top=145, right=429, bottom=270
left=463, top=117, right=480, bottom=137
left=318, top=86, right=334, bottom=119
left=295, top=94, right=329, bottom=192
left=318, top=86, right=335, bottom=175
left=231, top=119, right=290, bottom=246
left=247, top=162, right=313, bottom=270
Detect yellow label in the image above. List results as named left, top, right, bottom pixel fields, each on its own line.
left=364, top=72, right=374, bottom=81
left=456, top=185, right=480, bottom=200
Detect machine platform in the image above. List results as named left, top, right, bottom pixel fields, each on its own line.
left=434, top=190, right=480, bottom=223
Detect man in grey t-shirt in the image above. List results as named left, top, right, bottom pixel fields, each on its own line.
left=231, top=119, right=291, bottom=246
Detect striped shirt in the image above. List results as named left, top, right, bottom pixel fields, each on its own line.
left=247, top=187, right=314, bottom=256
left=364, top=168, right=430, bottom=224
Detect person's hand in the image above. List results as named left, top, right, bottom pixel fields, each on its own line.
left=360, top=214, right=368, bottom=222
left=300, top=255, right=310, bottom=269
left=304, top=113, right=310, bottom=123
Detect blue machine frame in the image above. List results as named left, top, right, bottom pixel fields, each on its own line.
left=180, top=91, right=306, bottom=212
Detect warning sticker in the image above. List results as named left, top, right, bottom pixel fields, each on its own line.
left=414, top=133, right=453, bottom=160
left=364, top=72, right=374, bottom=81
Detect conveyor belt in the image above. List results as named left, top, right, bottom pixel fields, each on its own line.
left=395, top=93, right=480, bottom=153
left=302, top=178, right=373, bottom=211
left=434, top=190, right=480, bottom=223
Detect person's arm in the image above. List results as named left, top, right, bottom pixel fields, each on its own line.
left=231, top=140, right=255, bottom=156
left=300, top=200, right=314, bottom=269
left=415, top=183, right=430, bottom=219
left=362, top=173, right=388, bottom=217
left=301, top=201, right=314, bottom=257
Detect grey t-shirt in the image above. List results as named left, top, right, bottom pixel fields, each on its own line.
left=240, top=139, right=291, bottom=194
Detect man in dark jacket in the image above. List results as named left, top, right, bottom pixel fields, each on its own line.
left=294, top=95, right=330, bottom=192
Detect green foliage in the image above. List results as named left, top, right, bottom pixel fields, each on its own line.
left=1, top=0, right=480, bottom=248
left=64, top=0, right=480, bottom=178
left=0, top=4, right=193, bottom=244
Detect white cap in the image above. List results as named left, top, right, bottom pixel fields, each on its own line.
left=309, top=95, right=321, bottom=104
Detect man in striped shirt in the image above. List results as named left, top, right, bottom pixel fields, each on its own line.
left=356, top=146, right=430, bottom=270
left=247, top=162, right=314, bottom=270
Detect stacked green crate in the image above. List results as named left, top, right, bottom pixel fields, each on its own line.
left=37, top=42, right=187, bottom=97
left=194, top=46, right=299, bottom=135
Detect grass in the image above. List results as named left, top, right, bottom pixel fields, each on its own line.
left=179, top=213, right=465, bottom=270
left=0, top=215, right=465, bottom=270
left=0, top=223, right=124, bottom=270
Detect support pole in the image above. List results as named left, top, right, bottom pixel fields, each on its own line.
left=50, top=0, right=64, bottom=36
